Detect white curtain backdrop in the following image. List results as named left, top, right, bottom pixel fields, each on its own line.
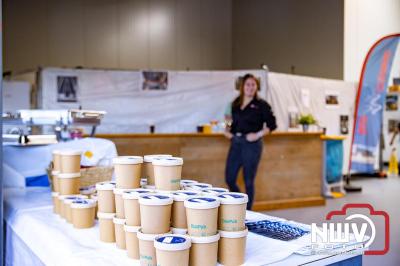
left=40, top=68, right=268, bottom=133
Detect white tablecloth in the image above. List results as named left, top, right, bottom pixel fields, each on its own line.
left=4, top=188, right=362, bottom=266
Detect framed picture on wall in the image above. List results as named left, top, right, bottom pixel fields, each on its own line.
left=385, top=95, right=398, bottom=111
left=325, top=90, right=339, bottom=109
left=388, top=119, right=400, bottom=134
left=340, top=115, right=349, bottom=134
left=142, top=71, right=168, bottom=90
left=57, top=76, right=78, bottom=102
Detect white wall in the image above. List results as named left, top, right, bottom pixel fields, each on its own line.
left=344, top=0, right=400, bottom=82
left=3, top=0, right=232, bottom=73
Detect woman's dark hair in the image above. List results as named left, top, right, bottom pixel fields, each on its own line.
left=232, top=74, right=260, bottom=107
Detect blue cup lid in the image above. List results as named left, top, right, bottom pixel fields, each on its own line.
left=154, top=234, right=191, bottom=251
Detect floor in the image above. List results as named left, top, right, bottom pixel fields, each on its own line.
left=263, top=176, right=400, bottom=266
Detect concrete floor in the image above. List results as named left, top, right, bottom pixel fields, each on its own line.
left=263, top=176, right=400, bottom=266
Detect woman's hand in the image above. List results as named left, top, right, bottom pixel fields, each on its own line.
left=246, top=132, right=260, bottom=142
left=224, top=131, right=234, bottom=139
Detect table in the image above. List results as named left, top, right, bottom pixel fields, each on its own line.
left=95, top=132, right=326, bottom=211
left=4, top=188, right=361, bottom=266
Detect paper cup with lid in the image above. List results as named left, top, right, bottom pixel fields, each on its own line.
left=52, top=192, right=60, bottom=214
left=58, top=172, right=81, bottom=195
left=113, top=156, right=143, bottom=188
left=190, top=233, right=220, bottom=266
left=184, top=197, right=220, bottom=236
left=143, top=154, right=173, bottom=185
left=63, top=195, right=88, bottom=223
left=59, top=194, right=80, bottom=219
left=154, top=234, right=191, bottom=266
left=184, top=183, right=212, bottom=191
left=113, top=217, right=127, bottom=249
left=96, top=181, right=116, bottom=213
left=125, top=225, right=141, bottom=259
left=123, top=189, right=153, bottom=226
left=180, top=179, right=198, bottom=188
left=79, top=185, right=96, bottom=196
left=218, top=228, right=248, bottom=266
left=152, top=157, right=183, bottom=191
left=52, top=150, right=62, bottom=171
left=201, top=187, right=229, bottom=196
left=217, top=192, right=248, bottom=231
left=59, top=149, right=82, bottom=173
left=113, top=188, right=134, bottom=218
left=98, top=212, right=116, bottom=242
left=139, top=194, right=173, bottom=234
left=51, top=170, right=60, bottom=192
left=137, top=228, right=171, bottom=266
left=171, top=190, right=200, bottom=229
left=70, top=199, right=96, bottom=228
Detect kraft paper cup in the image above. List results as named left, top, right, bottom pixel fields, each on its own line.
left=201, top=187, right=229, bottom=196
left=71, top=199, right=96, bottom=229
left=90, top=193, right=98, bottom=219
left=139, top=194, right=173, bottom=234
left=59, top=194, right=80, bottom=219
left=190, top=233, right=220, bottom=266
left=96, top=181, right=116, bottom=213
left=152, top=157, right=183, bottom=191
left=60, top=149, right=82, bottom=173
left=113, top=156, right=143, bottom=189
left=171, top=190, right=200, bottom=229
left=184, top=183, right=212, bottom=191
left=114, top=188, right=134, bottom=219
left=218, top=228, right=248, bottom=266
left=98, top=212, right=116, bottom=242
left=143, top=155, right=173, bottom=185
left=123, top=189, right=153, bottom=226
left=80, top=185, right=96, bottom=196
left=113, top=217, right=127, bottom=249
left=52, top=150, right=62, bottom=172
left=52, top=171, right=60, bottom=192
left=125, top=225, right=141, bottom=259
left=137, top=228, right=171, bottom=266
left=217, top=192, right=248, bottom=231
left=58, top=173, right=81, bottom=195
left=52, top=192, right=60, bottom=214
left=154, top=234, right=191, bottom=266
left=180, top=179, right=198, bottom=189
left=63, top=195, right=88, bottom=223
left=184, top=197, right=220, bottom=237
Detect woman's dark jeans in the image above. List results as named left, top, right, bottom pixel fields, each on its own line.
left=225, top=136, right=263, bottom=210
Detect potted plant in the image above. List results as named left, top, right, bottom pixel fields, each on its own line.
left=298, top=114, right=316, bottom=132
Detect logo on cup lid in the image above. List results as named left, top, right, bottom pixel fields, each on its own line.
left=65, top=196, right=80, bottom=200
left=142, top=195, right=170, bottom=200
left=218, top=193, right=245, bottom=199
left=157, top=236, right=187, bottom=244
left=72, top=199, right=90, bottom=204
left=188, top=197, right=217, bottom=203
left=127, top=189, right=151, bottom=194
left=173, top=191, right=198, bottom=196
left=205, top=188, right=228, bottom=193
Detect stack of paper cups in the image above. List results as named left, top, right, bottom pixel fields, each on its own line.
left=58, top=149, right=82, bottom=195
left=113, top=156, right=143, bottom=189
left=185, top=196, right=221, bottom=266
left=143, top=155, right=172, bottom=185
left=96, top=181, right=117, bottom=242
left=152, top=157, right=183, bottom=191
left=216, top=192, right=249, bottom=266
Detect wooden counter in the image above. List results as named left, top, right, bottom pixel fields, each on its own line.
left=95, top=132, right=325, bottom=210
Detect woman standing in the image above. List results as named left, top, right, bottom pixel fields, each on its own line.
left=224, top=74, right=277, bottom=209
